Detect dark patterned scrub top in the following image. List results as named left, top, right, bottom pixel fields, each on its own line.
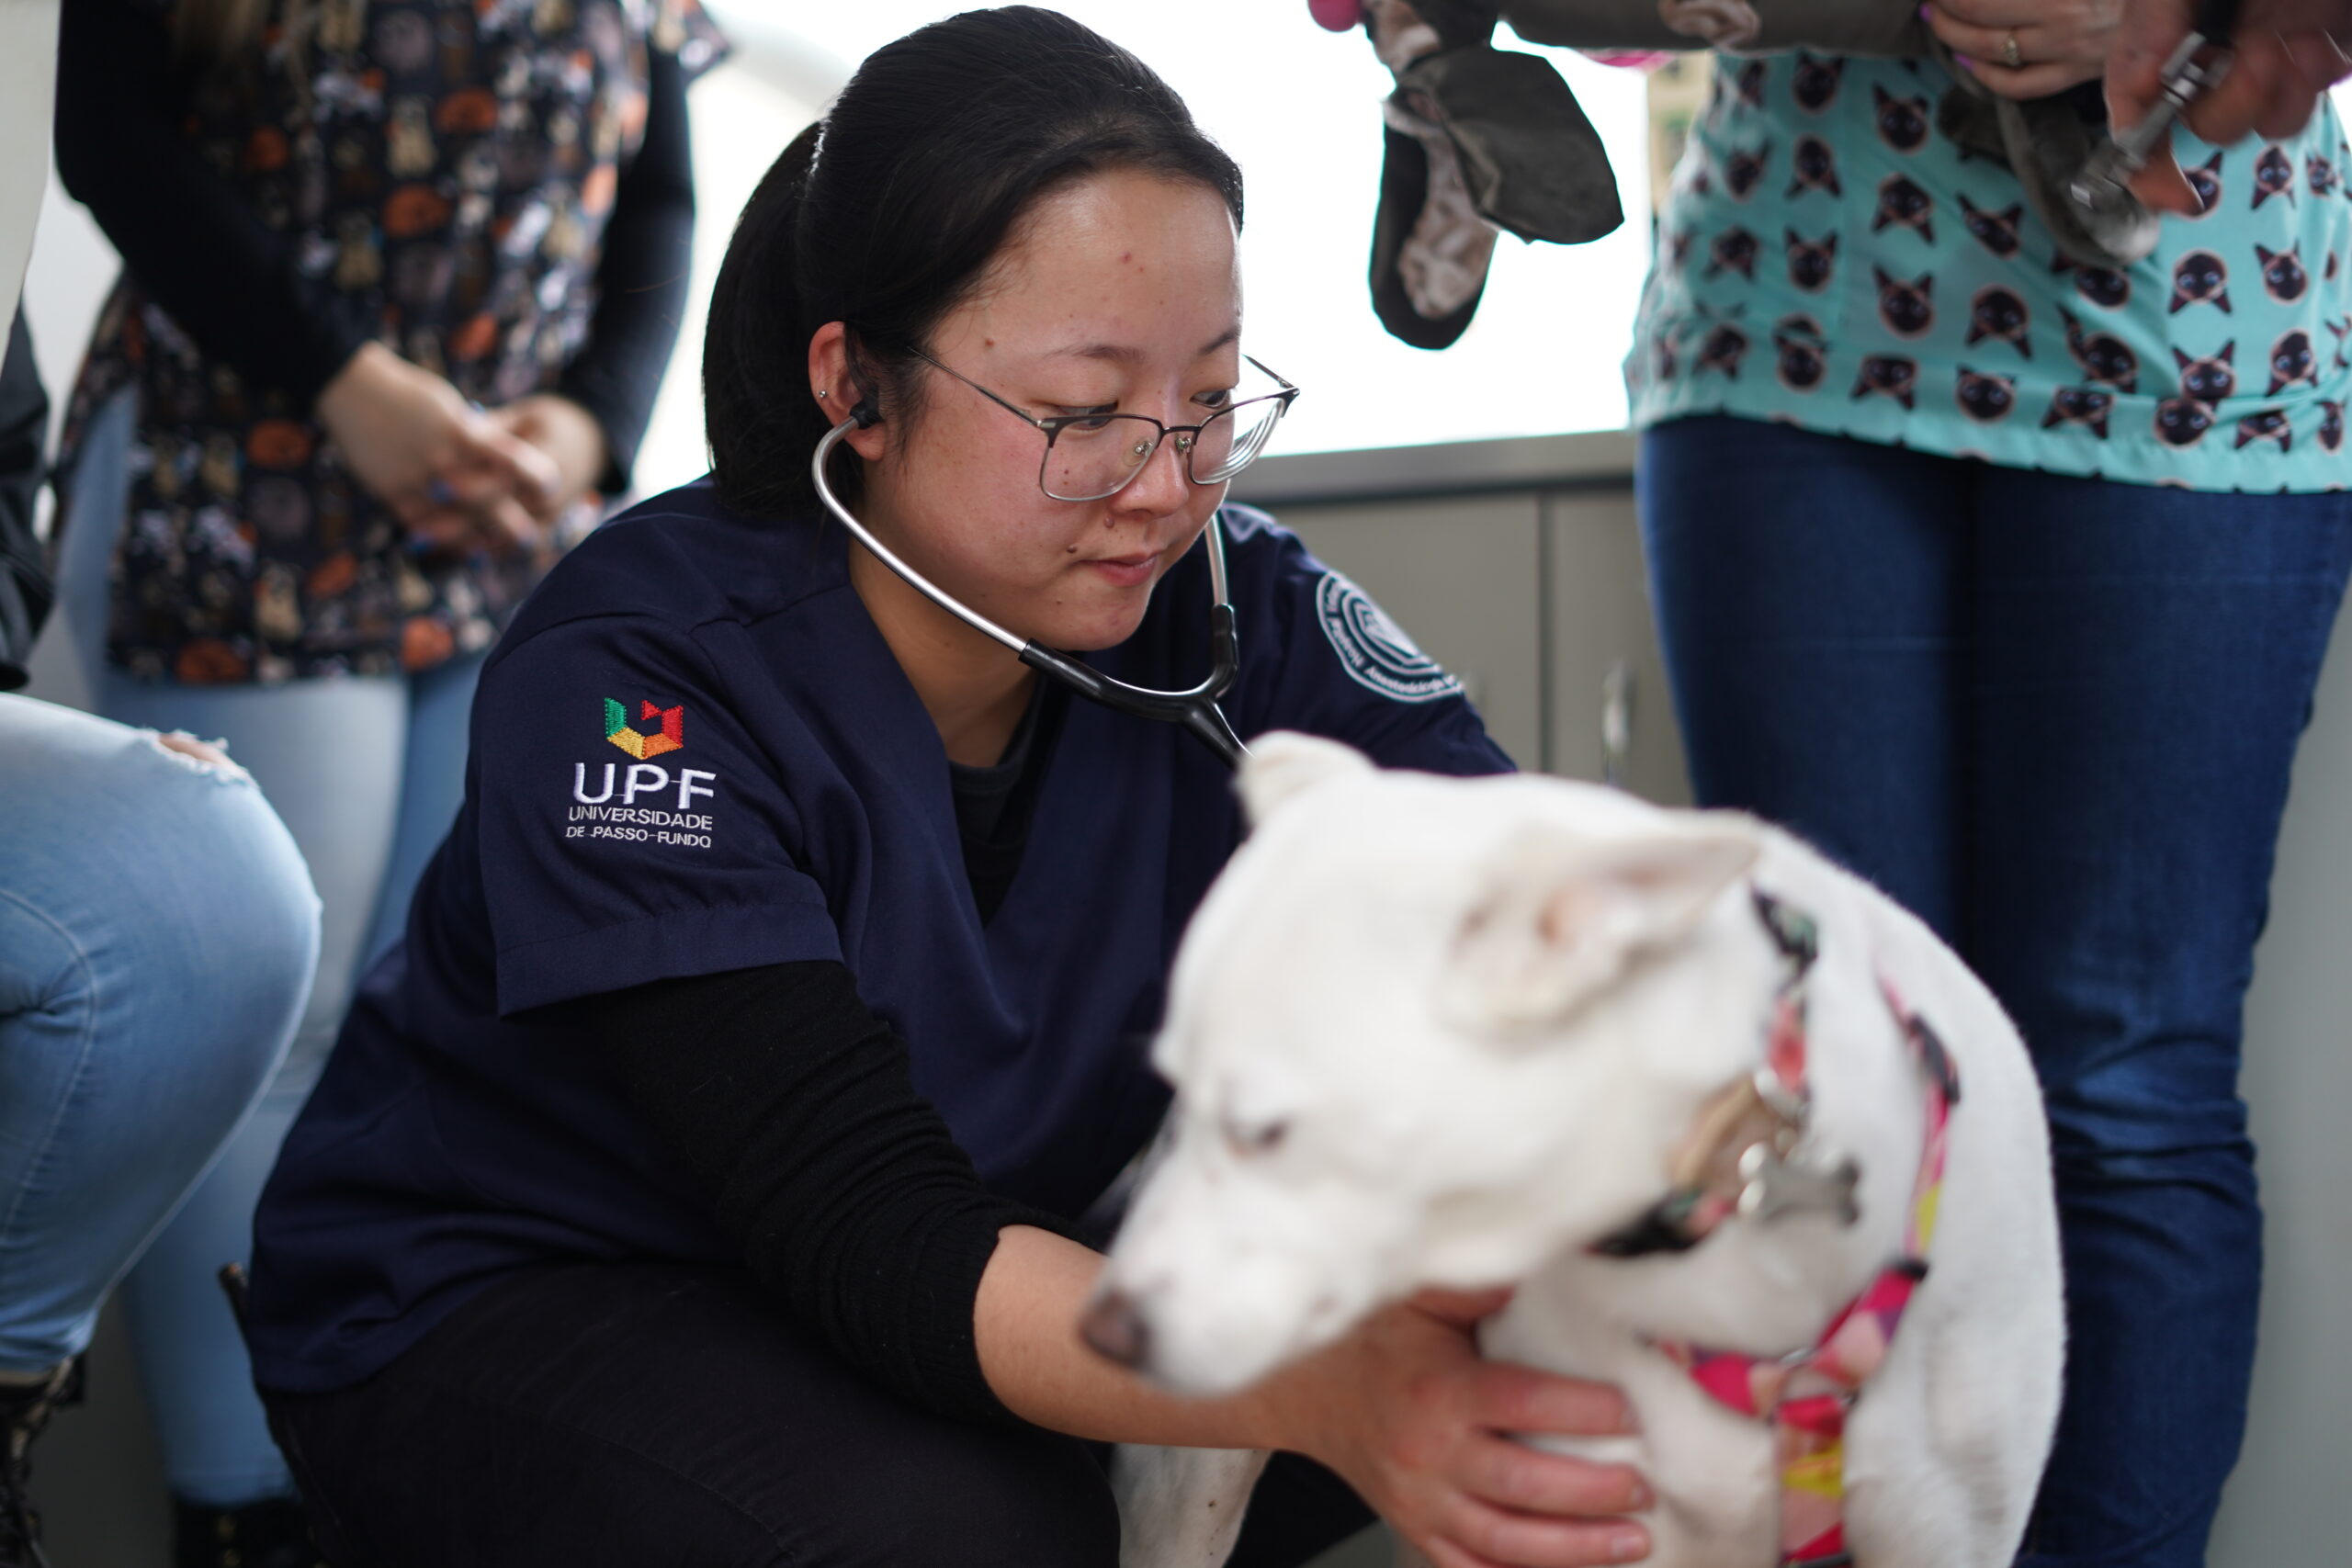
left=1630, top=55, right=2351, bottom=492
left=54, top=0, right=725, bottom=685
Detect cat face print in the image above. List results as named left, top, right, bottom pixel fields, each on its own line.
left=1785, top=229, right=1838, bottom=293
left=1707, top=227, right=1761, bottom=280
left=2041, top=387, right=2114, bottom=438
left=1872, top=175, right=1935, bottom=243
left=2252, top=145, right=2296, bottom=209
left=2256, top=243, right=2309, bottom=304
left=2154, top=395, right=2218, bottom=447
left=1724, top=142, right=1772, bottom=200
left=2168, top=251, right=2232, bottom=314
left=2062, top=310, right=2138, bottom=391
left=2184, top=151, right=2224, bottom=214
left=1875, top=266, right=1935, bottom=336
left=1967, top=287, right=2032, bottom=356
left=1789, top=136, right=1841, bottom=197
left=2173, top=341, right=2236, bottom=403
left=1851, top=355, right=1918, bottom=409
left=2234, top=409, right=2292, bottom=451
left=1791, top=54, right=1844, bottom=112
left=2267, top=329, right=2317, bottom=395
left=1774, top=314, right=1828, bottom=391
left=2053, top=254, right=2133, bottom=310
left=1960, top=195, right=2023, bottom=259
left=1873, top=85, right=1930, bottom=153
left=1698, top=322, right=1750, bottom=378
left=1955, top=367, right=2017, bottom=423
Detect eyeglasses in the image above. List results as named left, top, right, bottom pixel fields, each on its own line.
left=906, top=347, right=1300, bottom=502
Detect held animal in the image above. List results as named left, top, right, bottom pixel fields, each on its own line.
left=1092, top=735, right=2064, bottom=1568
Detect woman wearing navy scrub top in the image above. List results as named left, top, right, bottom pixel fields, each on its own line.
left=243, top=11, right=1657, bottom=1568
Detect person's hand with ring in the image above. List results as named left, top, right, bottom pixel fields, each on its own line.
left=1923, top=0, right=2128, bottom=96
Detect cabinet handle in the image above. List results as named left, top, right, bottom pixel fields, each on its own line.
left=1602, top=659, right=1633, bottom=789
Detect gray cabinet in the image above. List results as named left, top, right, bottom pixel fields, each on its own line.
left=1272, top=493, right=1546, bottom=772
left=1544, top=488, right=1687, bottom=805
left=1238, top=433, right=1687, bottom=806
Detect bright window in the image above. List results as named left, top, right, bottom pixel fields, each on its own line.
left=634, top=3, right=1659, bottom=492
left=636, top=8, right=2352, bottom=496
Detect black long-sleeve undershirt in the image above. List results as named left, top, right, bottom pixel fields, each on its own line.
left=54, top=0, right=694, bottom=492
left=571, top=960, right=1070, bottom=1427
left=553, top=44, right=695, bottom=495
left=55, top=0, right=373, bottom=411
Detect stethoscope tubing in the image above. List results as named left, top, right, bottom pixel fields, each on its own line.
left=810, top=418, right=1250, bottom=768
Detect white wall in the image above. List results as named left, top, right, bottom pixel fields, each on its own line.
left=0, top=0, right=59, bottom=326
left=2209, top=620, right=2352, bottom=1561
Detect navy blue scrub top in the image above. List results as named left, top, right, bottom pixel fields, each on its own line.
left=245, top=479, right=1513, bottom=1393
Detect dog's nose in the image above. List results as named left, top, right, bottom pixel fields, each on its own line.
left=1080, top=1288, right=1151, bottom=1369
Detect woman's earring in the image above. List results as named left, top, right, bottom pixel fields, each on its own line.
left=817, top=389, right=829, bottom=399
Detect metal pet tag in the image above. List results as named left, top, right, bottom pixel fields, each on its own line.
left=1736, top=1144, right=1861, bottom=1226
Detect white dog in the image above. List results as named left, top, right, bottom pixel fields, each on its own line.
left=1090, top=734, right=2063, bottom=1568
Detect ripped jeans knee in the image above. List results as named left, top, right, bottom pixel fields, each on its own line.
left=143, top=727, right=254, bottom=782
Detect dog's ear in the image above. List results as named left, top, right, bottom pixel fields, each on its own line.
left=1442, top=818, right=1760, bottom=1032
left=1237, top=731, right=1376, bottom=827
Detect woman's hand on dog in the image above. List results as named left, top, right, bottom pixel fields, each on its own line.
left=1276, top=1287, right=1652, bottom=1568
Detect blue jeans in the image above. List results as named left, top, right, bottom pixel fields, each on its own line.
left=1638, top=415, right=2352, bottom=1568
left=0, top=696, right=317, bottom=1375
left=44, top=391, right=485, bottom=1506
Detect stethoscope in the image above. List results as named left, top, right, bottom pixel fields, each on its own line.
left=811, top=415, right=1249, bottom=769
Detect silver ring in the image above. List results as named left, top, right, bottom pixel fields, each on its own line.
left=2002, top=31, right=2022, bottom=69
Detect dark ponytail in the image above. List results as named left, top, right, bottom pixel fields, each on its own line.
left=702, top=6, right=1244, bottom=519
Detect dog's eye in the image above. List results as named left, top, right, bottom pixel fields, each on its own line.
left=1224, top=1117, right=1292, bottom=1157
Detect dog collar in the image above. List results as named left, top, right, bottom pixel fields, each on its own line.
left=1599, top=886, right=1964, bottom=1568
left=1590, top=889, right=1856, bottom=1260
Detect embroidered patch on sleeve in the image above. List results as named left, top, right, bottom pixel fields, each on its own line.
left=570, top=695, right=718, bottom=849
left=1314, top=572, right=1465, bottom=704
left=605, top=697, right=684, bottom=759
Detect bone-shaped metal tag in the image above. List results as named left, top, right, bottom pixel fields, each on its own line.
left=1736, top=1145, right=1861, bottom=1226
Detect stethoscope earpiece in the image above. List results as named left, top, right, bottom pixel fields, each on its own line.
left=814, top=389, right=882, bottom=429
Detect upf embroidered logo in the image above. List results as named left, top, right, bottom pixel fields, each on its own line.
left=605, top=697, right=684, bottom=759
left=570, top=695, right=718, bottom=849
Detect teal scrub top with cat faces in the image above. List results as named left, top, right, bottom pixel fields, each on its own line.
left=1630, top=54, right=2350, bottom=491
